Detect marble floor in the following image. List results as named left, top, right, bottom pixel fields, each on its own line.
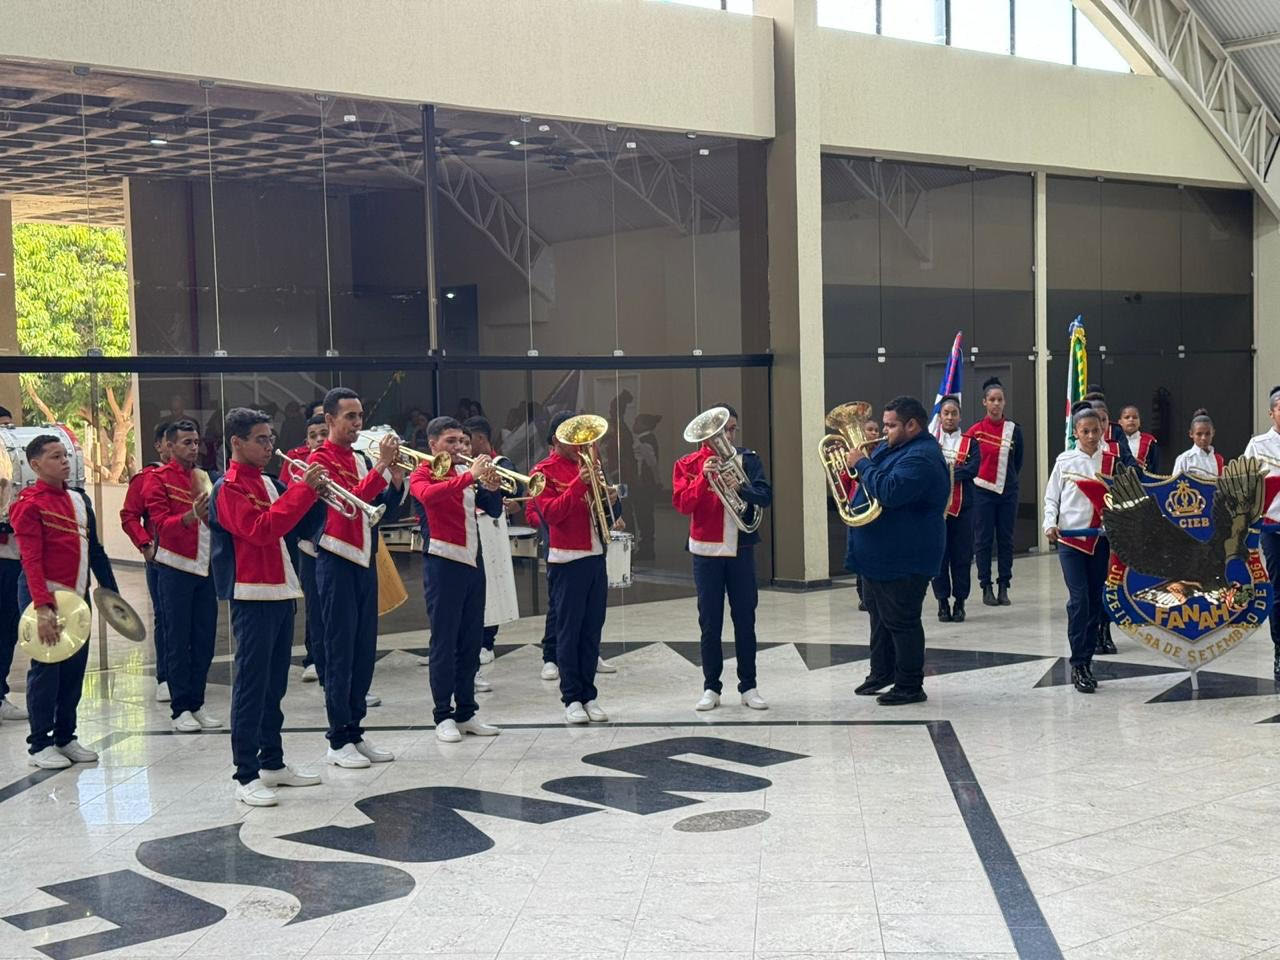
left=3, top=553, right=1280, bottom=959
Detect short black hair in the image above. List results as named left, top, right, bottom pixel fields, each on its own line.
left=165, top=419, right=198, bottom=442
left=463, top=416, right=492, bottom=441
left=1088, top=397, right=1110, bottom=415
left=308, top=400, right=325, bottom=417
left=712, top=403, right=738, bottom=420
left=1082, top=390, right=1106, bottom=403
left=305, top=413, right=326, bottom=429
left=0, top=406, right=11, bottom=419
left=883, top=396, right=929, bottom=431
left=323, top=387, right=359, bottom=417
left=426, top=416, right=463, bottom=441
left=981, top=377, right=1004, bottom=396
left=25, top=434, right=61, bottom=462
left=224, top=407, right=271, bottom=442
left=547, top=410, right=574, bottom=445
left=1119, top=403, right=1139, bottom=415
left=939, top=394, right=960, bottom=410
left=153, top=420, right=170, bottom=444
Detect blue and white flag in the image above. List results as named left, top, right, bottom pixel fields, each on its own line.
left=928, top=331, right=964, bottom=439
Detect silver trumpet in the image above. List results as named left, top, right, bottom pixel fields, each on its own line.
left=682, top=406, right=761, bottom=534
left=277, top=450, right=386, bottom=525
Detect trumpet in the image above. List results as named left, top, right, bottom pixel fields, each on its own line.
left=554, top=414, right=616, bottom=544
left=356, top=426, right=451, bottom=475
left=453, top=454, right=546, bottom=499
left=277, top=450, right=386, bottom=525
left=972, top=430, right=1015, bottom=449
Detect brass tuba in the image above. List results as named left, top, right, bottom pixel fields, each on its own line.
left=820, top=401, right=883, bottom=528
left=554, top=414, right=615, bottom=544
left=682, top=407, right=761, bottom=533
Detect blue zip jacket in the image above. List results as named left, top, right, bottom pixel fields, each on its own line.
left=844, top=431, right=950, bottom=580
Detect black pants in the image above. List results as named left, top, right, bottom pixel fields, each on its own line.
left=0, top=558, right=21, bottom=699
left=1263, top=529, right=1280, bottom=650
left=299, top=551, right=324, bottom=679
left=144, top=560, right=167, bottom=684
left=483, top=625, right=497, bottom=651
left=693, top=548, right=758, bottom=695
left=424, top=554, right=485, bottom=724
left=229, top=599, right=292, bottom=784
left=1059, top=539, right=1109, bottom=667
left=158, top=566, right=217, bottom=718
left=541, top=578, right=559, bottom=664
left=548, top=555, right=607, bottom=705
left=864, top=575, right=929, bottom=692
left=932, top=512, right=974, bottom=603
left=316, top=551, right=377, bottom=749
left=18, top=575, right=89, bottom=753
left=973, top=488, right=1017, bottom=589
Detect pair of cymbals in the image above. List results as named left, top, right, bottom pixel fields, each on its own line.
left=18, top=587, right=146, bottom=664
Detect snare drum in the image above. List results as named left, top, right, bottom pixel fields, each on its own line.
left=606, top=531, right=633, bottom=588
left=0, top=424, right=85, bottom=515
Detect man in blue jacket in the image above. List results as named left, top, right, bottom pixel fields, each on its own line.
left=844, top=396, right=950, bottom=705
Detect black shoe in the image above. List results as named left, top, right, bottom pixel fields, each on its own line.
left=855, top=676, right=893, bottom=696
left=1071, top=666, right=1096, bottom=693
left=858, top=599, right=867, bottom=612
left=937, top=600, right=952, bottom=622
left=1082, top=662, right=1099, bottom=686
left=1273, top=652, right=1280, bottom=680
left=951, top=601, right=966, bottom=623
left=997, top=585, right=1011, bottom=606
left=1098, top=622, right=1117, bottom=655
left=877, top=687, right=927, bottom=706
left=982, top=585, right=997, bottom=606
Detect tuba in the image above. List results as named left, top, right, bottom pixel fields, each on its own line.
left=820, top=401, right=883, bottom=528
left=554, top=414, right=615, bottom=544
left=682, top=407, right=761, bottom=533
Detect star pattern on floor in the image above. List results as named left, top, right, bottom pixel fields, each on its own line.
left=1034, top=657, right=1280, bottom=704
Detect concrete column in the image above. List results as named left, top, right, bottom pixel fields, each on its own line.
left=0, top=201, right=20, bottom=422
left=1255, top=197, right=1280, bottom=432
left=756, top=0, right=828, bottom=587
left=1034, top=172, right=1049, bottom=551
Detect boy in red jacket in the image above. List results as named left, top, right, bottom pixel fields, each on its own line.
left=119, top=420, right=171, bottom=702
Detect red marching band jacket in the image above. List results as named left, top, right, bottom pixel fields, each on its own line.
left=119, top=462, right=163, bottom=552
left=9, top=481, right=97, bottom=608
left=145, top=458, right=211, bottom=576
left=1060, top=449, right=1117, bottom=556
left=1129, top=432, right=1156, bottom=470
left=409, top=464, right=481, bottom=566
left=945, top=435, right=974, bottom=518
left=213, top=461, right=315, bottom=601
left=672, top=445, right=738, bottom=556
left=530, top=450, right=603, bottom=563
left=308, top=439, right=388, bottom=568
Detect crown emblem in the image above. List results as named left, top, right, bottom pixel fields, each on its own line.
left=1164, top=480, right=1206, bottom=518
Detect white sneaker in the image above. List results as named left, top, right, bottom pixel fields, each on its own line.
left=695, top=690, right=720, bottom=711
left=740, top=688, right=769, bottom=710
left=435, top=719, right=462, bottom=743
left=301, top=664, right=318, bottom=683
left=365, top=693, right=381, bottom=707
left=192, top=709, right=222, bottom=729
left=479, top=647, right=495, bottom=665
left=259, top=765, right=321, bottom=788
left=457, top=718, right=501, bottom=737
left=0, top=698, right=27, bottom=720
left=154, top=681, right=170, bottom=703
left=596, top=657, right=618, bottom=674
left=235, top=779, right=278, bottom=807
left=474, top=672, right=493, bottom=693
left=326, top=744, right=371, bottom=768
left=584, top=700, right=609, bottom=722
left=541, top=662, right=559, bottom=681
left=56, top=740, right=98, bottom=763
left=29, top=746, right=71, bottom=769
left=172, top=711, right=201, bottom=733
left=355, top=739, right=394, bottom=762
left=565, top=701, right=589, bottom=724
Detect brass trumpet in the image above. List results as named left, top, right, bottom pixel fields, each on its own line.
left=554, top=414, right=616, bottom=544
left=277, top=450, right=386, bottom=525
left=453, top=454, right=546, bottom=498
left=355, top=426, right=450, bottom=475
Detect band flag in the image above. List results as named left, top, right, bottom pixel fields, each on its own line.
left=928, top=331, right=964, bottom=439
left=1066, top=316, right=1088, bottom=449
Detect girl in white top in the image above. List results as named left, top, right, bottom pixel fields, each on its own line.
left=1171, top=409, right=1223, bottom=479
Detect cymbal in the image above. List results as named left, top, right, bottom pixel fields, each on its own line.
left=93, top=587, right=147, bottom=642
left=19, top=590, right=91, bottom=664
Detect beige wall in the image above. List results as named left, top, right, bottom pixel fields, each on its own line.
left=1257, top=199, right=1280, bottom=433
left=0, top=0, right=774, bottom=140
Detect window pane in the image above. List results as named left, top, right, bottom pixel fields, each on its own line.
left=881, top=0, right=946, bottom=44
left=818, top=0, right=876, bottom=32
left=951, top=0, right=1011, bottom=55
left=1075, top=10, right=1131, bottom=72
left=1015, top=0, right=1073, bottom=64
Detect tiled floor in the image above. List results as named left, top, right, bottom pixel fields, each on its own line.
left=3, top=552, right=1280, bottom=959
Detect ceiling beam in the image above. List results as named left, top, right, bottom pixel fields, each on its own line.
left=1223, top=32, right=1280, bottom=53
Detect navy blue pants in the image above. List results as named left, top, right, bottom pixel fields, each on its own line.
left=0, top=558, right=21, bottom=699
left=864, top=574, right=929, bottom=693
left=932, top=511, right=974, bottom=603
left=541, top=581, right=559, bottom=664
left=692, top=548, right=758, bottom=695
left=1263, top=530, right=1280, bottom=650
left=973, top=488, right=1017, bottom=589
left=548, top=555, right=607, bottom=706
left=158, top=566, right=216, bottom=718
left=1059, top=538, right=1109, bottom=667
left=299, top=551, right=324, bottom=679
left=18, top=574, right=89, bottom=753
left=483, top=625, right=498, bottom=651
left=229, top=599, right=293, bottom=784
left=144, top=561, right=167, bottom=684
left=316, top=551, right=377, bottom=748
left=424, top=554, right=485, bottom=724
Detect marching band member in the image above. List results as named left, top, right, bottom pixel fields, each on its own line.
left=965, top=377, right=1024, bottom=607
left=1243, top=385, right=1280, bottom=679
left=410, top=417, right=504, bottom=742
left=932, top=396, right=978, bottom=623
left=531, top=413, right=620, bottom=724
left=1087, top=397, right=1138, bottom=470
left=145, top=419, right=220, bottom=734
left=210, top=408, right=325, bottom=806
left=12, top=435, right=119, bottom=768
left=528, top=413, right=569, bottom=684
left=309, top=387, right=404, bottom=767
left=120, top=420, right=170, bottom=703
left=673, top=403, right=772, bottom=711
left=1118, top=404, right=1160, bottom=474
left=0, top=406, right=27, bottom=723
left=1171, top=409, right=1223, bottom=478
left=1044, top=402, right=1117, bottom=694
left=285, top=413, right=328, bottom=685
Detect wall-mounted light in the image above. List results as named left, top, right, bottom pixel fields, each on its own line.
left=343, top=113, right=357, bottom=123
left=698, top=148, right=709, bottom=156
left=537, top=124, right=550, bottom=133
left=444, top=290, right=457, bottom=300
left=508, top=139, right=521, bottom=147
left=606, top=123, right=617, bottom=133
left=685, top=131, right=697, bottom=139
left=625, top=140, right=637, bottom=149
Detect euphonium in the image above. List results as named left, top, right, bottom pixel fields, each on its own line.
left=820, top=401, right=883, bottom=528
left=453, top=454, right=546, bottom=498
left=682, top=406, right=760, bottom=534
left=276, top=450, right=386, bottom=525
left=554, top=414, right=615, bottom=544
